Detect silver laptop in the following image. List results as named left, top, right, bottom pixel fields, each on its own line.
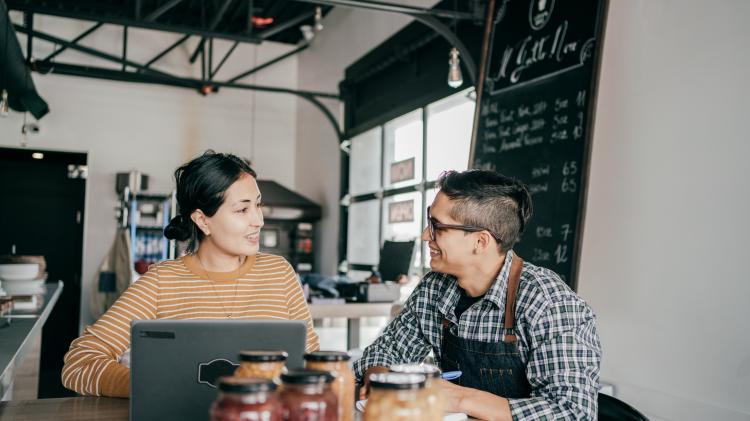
left=130, top=319, right=307, bottom=421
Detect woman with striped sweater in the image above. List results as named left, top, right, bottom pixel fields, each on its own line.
left=62, top=151, right=320, bottom=397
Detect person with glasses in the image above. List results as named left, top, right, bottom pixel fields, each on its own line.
left=354, top=169, right=601, bottom=421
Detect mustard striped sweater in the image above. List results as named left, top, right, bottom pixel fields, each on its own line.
left=62, top=253, right=319, bottom=398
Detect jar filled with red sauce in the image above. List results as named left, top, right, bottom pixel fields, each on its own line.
left=209, top=376, right=282, bottom=421
left=280, top=369, right=338, bottom=421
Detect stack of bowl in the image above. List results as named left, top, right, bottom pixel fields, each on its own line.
left=0, top=255, right=47, bottom=296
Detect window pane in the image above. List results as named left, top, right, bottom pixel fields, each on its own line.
left=422, top=188, right=438, bottom=270
left=426, top=90, right=475, bottom=181
left=349, top=127, right=382, bottom=196
left=382, top=192, right=423, bottom=242
left=383, top=110, right=423, bottom=189
left=347, top=200, right=380, bottom=265
left=382, top=192, right=423, bottom=275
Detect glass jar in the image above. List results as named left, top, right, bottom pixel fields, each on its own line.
left=364, top=373, right=429, bottom=421
left=304, top=351, right=354, bottom=421
left=234, top=350, right=288, bottom=383
left=389, top=363, right=444, bottom=421
left=280, top=369, right=338, bottom=421
left=210, top=376, right=282, bottom=421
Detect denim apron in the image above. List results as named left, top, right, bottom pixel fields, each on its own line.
left=440, top=255, right=532, bottom=398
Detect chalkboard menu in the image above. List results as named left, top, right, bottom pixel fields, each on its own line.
left=469, top=0, right=608, bottom=288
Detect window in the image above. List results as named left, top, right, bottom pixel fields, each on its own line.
left=383, top=110, right=423, bottom=189
left=349, top=127, right=382, bottom=196
left=345, top=89, right=475, bottom=275
left=426, top=93, right=474, bottom=181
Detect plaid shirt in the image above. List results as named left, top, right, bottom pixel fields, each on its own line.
left=353, top=251, right=602, bottom=420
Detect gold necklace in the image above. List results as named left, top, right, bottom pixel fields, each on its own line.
left=196, top=254, right=244, bottom=319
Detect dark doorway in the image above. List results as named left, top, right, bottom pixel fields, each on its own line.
left=0, top=147, right=87, bottom=398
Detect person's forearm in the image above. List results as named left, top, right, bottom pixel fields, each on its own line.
left=457, top=387, right=513, bottom=421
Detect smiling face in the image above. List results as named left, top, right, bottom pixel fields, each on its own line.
left=202, top=173, right=264, bottom=256
left=421, top=192, right=477, bottom=276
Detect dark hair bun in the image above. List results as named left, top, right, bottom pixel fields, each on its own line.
left=163, top=215, right=191, bottom=241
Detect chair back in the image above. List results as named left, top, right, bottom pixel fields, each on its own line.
left=599, top=393, right=649, bottom=421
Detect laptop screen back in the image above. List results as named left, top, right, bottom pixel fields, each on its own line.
left=130, top=319, right=306, bottom=421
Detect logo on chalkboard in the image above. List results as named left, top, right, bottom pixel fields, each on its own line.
left=529, top=0, right=554, bottom=31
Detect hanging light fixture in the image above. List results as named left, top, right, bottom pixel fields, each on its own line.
left=314, top=6, right=324, bottom=32
left=0, top=89, right=8, bottom=117
left=447, top=47, right=463, bottom=88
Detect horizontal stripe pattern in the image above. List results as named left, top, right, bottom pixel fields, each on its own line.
left=62, top=253, right=319, bottom=398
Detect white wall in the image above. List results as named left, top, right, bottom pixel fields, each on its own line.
left=1, top=15, right=300, bottom=327
left=577, top=1, right=750, bottom=420
left=295, top=1, right=438, bottom=275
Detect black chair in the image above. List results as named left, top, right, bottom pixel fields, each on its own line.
left=599, top=393, right=650, bottom=421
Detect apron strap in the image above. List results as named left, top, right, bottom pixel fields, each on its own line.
left=503, top=254, right=524, bottom=343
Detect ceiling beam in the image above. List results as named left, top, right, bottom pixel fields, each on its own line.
left=31, top=60, right=340, bottom=100
left=14, top=24, right=181, bottom=82
left=5, top=2, right=262, bottom=44
left=144, top=0, right=184, bottom=22
left=256, top=9, right=315, bottom=40
left=210, top=41, right=239, bottom=78
left=143, top=34, right=191, bottom=69
left=41, top=22, right=105, bottom=63
left=291, top=0, right=479, bottom=21
left=226, top=44, right=308, bottom=83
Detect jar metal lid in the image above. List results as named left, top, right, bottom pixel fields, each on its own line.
left=281, top=369, right=334, bottom=385
left=218, top=376, right=277, bottom=393
left=389, top=363, right=441, bottom=378
left=369, top=373, right=426, bottom=390
left=304, top=351, right=351, bottom=362
left=239, top=350, right=289, bottom=362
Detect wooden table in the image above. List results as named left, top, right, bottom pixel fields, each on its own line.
left=0, top=397, right=128, bottom=420
left=309, top=302, right=396, bottom=349
left=0, top=397, right=476, bottom=420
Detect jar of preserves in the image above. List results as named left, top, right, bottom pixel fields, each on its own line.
left=304, top=351, right=354, bottom=421
left=234, top=350, right=288, bottom=383
left=389, top=364, right=444, bottom=420
left=364, top=373, right=429, bottom=421
left=210, top=376, right=282, bottom=421
left=280, top=369, right=338, bottom=421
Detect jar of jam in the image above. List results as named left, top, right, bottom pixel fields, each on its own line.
left=304, top=351, right=354, bottom=421
left=280, top=369, right=338, bottom=421
left=389, top=364, right=444, bottom=420
left=210, top=377, right=282, bottom=421
left=364, top=373, right=429, bottom=421
left=234, top=350, right=288, bottom=383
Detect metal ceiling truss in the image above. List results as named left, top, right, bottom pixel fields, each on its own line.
left=12, top=20, right=343, bottom=140
left=7, top=0, right=486, bottom=141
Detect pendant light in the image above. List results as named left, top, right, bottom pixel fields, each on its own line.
left=447, top=47, right=463, bottom=88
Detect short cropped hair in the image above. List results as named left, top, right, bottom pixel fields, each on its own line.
left=436, top=170, right=533, bottom=252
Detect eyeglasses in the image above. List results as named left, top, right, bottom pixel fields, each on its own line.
left=426, top=206, right=501, bottom=243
